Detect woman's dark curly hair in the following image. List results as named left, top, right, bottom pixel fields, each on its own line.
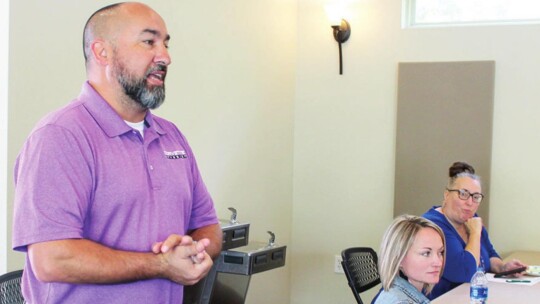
left=447, top=161, right=480, bottom=187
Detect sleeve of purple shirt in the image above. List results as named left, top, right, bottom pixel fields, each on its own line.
left=13, top=124, right=92, bottom=251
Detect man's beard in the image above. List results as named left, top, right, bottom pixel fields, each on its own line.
left=114, top=61, right=167, bottom=110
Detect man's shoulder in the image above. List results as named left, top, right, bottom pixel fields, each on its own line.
left=33, top=99, right=87, bottom=131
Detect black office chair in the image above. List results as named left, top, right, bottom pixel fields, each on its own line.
left=0, top=269, right=25, bottom=304
left=341, top=247, right=381, bottom=304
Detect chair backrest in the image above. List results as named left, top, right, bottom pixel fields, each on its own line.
left=0, top=270, right=25, bottom=304
left=341, top=247, right=381, bottom=304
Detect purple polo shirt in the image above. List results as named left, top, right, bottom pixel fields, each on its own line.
left=12, top=82, right=218, bottom=303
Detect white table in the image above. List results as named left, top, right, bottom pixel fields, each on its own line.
left=432, top=251, right=540, bottom=303
left=432, top=279, right=540, bottom=303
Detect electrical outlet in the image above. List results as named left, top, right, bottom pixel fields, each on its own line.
left=334, top=255, right=344, bottom=273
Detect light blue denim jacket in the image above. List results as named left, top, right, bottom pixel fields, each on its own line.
left=373, top=277, right=431, bottom=304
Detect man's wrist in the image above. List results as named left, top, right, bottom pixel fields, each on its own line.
left=155, top=252, right=169, bottom=279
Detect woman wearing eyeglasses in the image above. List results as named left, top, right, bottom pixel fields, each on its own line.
left=422, top=161, right=526, bottom=299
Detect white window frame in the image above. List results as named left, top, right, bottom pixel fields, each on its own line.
left=403, top=0, right=540, bottom=28
left=1, top=0, right=9, bottom=274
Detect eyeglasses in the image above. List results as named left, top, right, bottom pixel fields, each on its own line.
left=446, top=188, right=484, bottom=203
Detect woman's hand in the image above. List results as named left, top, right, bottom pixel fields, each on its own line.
left=464, top=217, right=483, bottom=237
left=502, top=259, right=528, bottom=277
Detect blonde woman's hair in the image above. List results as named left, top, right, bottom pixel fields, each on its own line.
left=378, top=214, right=445, bottom=294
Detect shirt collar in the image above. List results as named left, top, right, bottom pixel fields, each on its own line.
left=78, top=81, right=165, bottom=137
left=393, top=277, right=430, bottom=304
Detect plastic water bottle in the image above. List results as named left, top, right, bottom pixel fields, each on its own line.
left=470, top=266, right=488, bottom=303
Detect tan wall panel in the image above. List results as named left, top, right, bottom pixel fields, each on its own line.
left=395, top=61, right=494, bottom=227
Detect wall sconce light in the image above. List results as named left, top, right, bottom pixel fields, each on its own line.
left=331, top=20, right=351, bottom=75
left=325, top=1, right=351, bottom=75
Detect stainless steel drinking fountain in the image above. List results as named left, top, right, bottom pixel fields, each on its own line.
left=184, top=208, right=287, bottom=304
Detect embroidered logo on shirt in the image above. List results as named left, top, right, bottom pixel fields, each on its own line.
left=164, top=150, right=187, bottom=159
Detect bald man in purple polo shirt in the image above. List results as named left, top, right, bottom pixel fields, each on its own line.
left=12, top=2, right=222, bottom=303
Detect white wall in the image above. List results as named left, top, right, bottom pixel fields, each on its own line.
left=292, top=0, right=540, bottom=303
left=292, top=1, right=397, bottom=302
left=7, top=1, right=296, bottom=304
left=1, top=0, right=10, bottom=275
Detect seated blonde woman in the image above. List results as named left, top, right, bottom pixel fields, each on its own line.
left=374, top=215, right=445, bottom=304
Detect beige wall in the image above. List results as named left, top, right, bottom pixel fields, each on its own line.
left=292, top=0, right=540, bottom=303
left=7, top=0, right=540, bottom=304
left=1, top=0, right=9, bottom=273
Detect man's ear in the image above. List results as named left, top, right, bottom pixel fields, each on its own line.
left=91, top=40, right=109, bottom=65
